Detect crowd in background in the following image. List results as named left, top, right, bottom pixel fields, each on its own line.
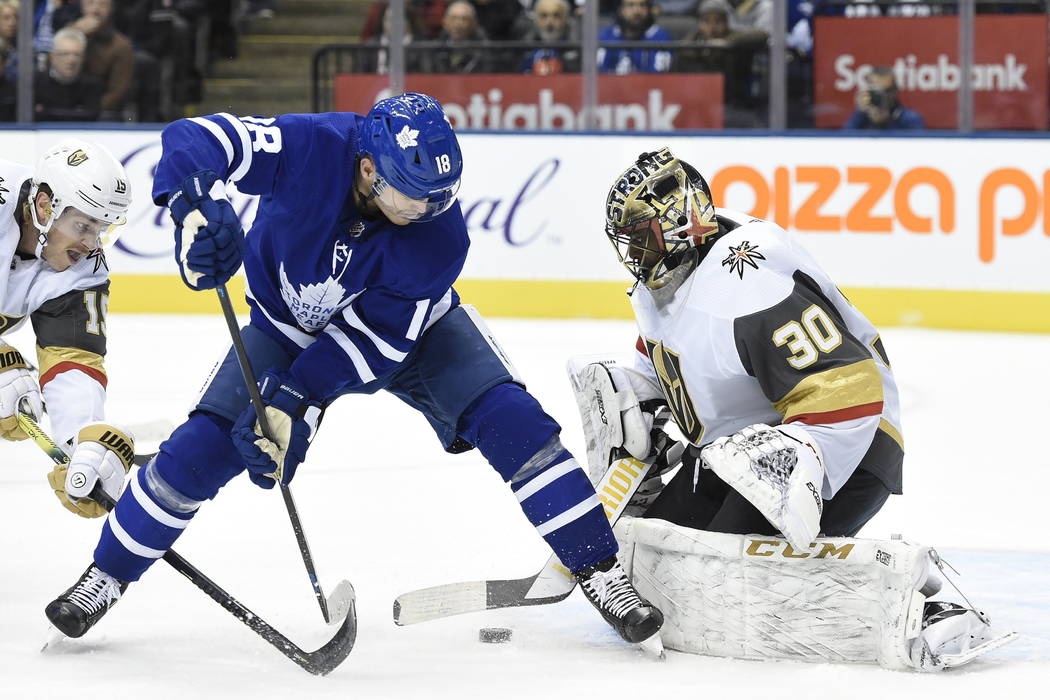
left=0, top=0, right=248, bottom=122
left=0, top=0, right=1047, bottom=126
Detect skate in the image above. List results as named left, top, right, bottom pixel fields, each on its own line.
left=576, top=555, right=664, bottom=644
left=910, top=601, right=1018, bottom=671
left=45, top=564, right=129, bottom=639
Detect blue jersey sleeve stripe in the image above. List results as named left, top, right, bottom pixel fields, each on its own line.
left=216, top=113, right=254, bottom=182
left=406, top=299, right=429, bottom=340
left=322, top=324, right=377, bottom=383
left=340, top=303, right=409, bottom=362
left=188, top=117, right=234, bottom=167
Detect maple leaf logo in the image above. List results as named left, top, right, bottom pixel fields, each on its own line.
left=395, top=125, right=419, bottom=150
left=278, top=263, right=351, bottom=331
left=721, top=240, right=766, bottom=279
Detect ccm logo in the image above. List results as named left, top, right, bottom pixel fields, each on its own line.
left=745, top=539, right=855, bottom=560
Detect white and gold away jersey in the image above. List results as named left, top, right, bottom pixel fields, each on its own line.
left=0, top=160, right=110, bottom=444
left=629, top=209, right=903, bottom=498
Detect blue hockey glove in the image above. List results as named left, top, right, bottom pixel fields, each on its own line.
left=167, top=170, right=244, bottom=291
left=231, top=370, right=320, bottom=489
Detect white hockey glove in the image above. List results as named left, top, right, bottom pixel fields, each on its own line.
left=0, top=344, right=43, bottom=441
left=48, top=423, right=135, bottom=519
left=700, top=423, right=825, bottom=550
left=568, top=357, right=665, bottom=482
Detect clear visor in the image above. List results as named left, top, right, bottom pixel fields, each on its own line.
left=373, top=176, right=460, bottom=223
left=54, top=205, right=125, bottom=250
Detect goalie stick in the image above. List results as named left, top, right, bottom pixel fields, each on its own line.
left=18, top=405, right=357, bottom=676
left=392, top=439, right=684, bottom=626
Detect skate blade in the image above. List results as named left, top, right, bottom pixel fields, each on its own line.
left=637, top=631, right=666, bottom=661
left=939, top=630, right=1019, bottom=669
left=40, top=626, right=68, bottom=653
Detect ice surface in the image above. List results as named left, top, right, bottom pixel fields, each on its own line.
left=1, top=315, right=1047, bottom=699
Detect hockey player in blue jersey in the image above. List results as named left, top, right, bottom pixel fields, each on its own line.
left=45, top=93, right=663, bottom=648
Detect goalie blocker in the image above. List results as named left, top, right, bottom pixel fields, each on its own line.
left=613, top=517, right=1017, bottom=672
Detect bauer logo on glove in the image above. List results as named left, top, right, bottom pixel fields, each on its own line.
left=231, top=369, right=320, bottom=489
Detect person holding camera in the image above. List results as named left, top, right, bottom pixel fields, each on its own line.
left=844, top=66, right=924, bottom=130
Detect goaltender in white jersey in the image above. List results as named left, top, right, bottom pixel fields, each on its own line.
left=0, top=139, right=137, bottom=520
left=568, top=147, right=1015, bottom=672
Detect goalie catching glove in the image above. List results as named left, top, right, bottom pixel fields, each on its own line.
left=167, top=169, right=244, bottom=291
left=231, top=369, right=320, bottom=489
left=0, top=344, right=43, bottom=441
left=49, top=424, right=135, bottom=518
left=699, top=423, right=826, bottom=550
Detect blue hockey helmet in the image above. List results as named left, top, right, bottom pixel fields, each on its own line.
left=361, top=92, right=463, bottom=223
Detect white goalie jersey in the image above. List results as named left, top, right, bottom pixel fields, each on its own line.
left=0, top=159, right=111, bottom=444
left=628, top=209, right=903, bottom=498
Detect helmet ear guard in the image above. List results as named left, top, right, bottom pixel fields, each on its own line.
left=604, top=147, right=719, bottom=288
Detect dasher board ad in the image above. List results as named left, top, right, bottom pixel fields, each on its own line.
left=3, top=129, right=1049, bottom=317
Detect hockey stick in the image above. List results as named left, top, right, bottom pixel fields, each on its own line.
left=392, top=440, right=684, bottom=625
left=215, top=284, right=353, bottom=626
left=17, top=405, right=357, bottom=676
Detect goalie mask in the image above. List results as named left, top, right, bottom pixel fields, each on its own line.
left=29, top=139, right=132, bottom=258
left=604, top=148, right=719, bottom=288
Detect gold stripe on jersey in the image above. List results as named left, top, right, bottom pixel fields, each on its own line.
left=878, top=418, right=904, bottom=451
left=773, top=359, right=884, bottom=425
left=36, top=345, right=107, bottom=388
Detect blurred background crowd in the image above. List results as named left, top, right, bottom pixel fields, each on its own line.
left=0, top=0, right=1046, bottom=129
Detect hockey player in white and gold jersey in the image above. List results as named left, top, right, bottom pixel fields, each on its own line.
left=0, top=139, right=136, bottom=519
left=588, top=146, right=903, bottom=547
left=571, top=148, right=1014, bottom=672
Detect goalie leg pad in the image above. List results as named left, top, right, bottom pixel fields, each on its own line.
left=616, top=518, right=1016, bottom=671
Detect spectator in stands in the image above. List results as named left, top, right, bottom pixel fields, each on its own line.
left=0, top=0, right=15, bottom=120
left=1, top=0, right=18, bottom=80
left=431, top=0, right=491, bottom=73
left=844, top=66, right=924, bottom=130
left=727, top=0, right=771, bottom=35
left=64, top=0, right=134, bottom=120
left=522, top=0, right=579, bottom=75
left=598, top=0, right=672, bottom=74
left=34, top=27, right=101, bottom=121
left=470, top=0, right=529, bottom=41
left=360, top=1, right=445, bottom=41
left=676, top=0, right=764, bottom=127
left=361, top=2, right=430, bottom=74
left=34, top=1, right=80, bottom=55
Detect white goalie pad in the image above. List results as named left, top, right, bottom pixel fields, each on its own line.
left=567, top=355, right=656, bottom=482
left=613, top=518, right=1017, bottom=671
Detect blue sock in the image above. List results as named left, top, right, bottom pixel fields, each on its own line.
left=94, top=412, right=245, bottom=582
left=459, top=383, right=617, bottom=572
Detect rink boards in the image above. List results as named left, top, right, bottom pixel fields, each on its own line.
left=2, top=126, right=1048, bottom=332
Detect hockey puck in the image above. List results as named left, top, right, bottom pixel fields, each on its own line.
left=478, top=627, right=513, bottom=644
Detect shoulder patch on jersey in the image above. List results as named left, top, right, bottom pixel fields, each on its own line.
left=721, top=240, right=766, bottom=279
left=0, top=174, right=7, bottom=204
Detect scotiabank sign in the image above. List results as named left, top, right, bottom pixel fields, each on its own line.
left=814, top=16, right=1048, bottom=129
left=333, top=74, right=724, bottom=130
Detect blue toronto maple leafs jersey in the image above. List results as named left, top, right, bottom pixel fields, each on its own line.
left=151, top=111, right=469, bottom=401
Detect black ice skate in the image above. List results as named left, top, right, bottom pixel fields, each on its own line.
left=46, top=564, right=129, bottom=638
left=575, top=555, right=664, bottom=644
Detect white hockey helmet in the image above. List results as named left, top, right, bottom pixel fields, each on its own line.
left=30, top=139, right=132, bottom=253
